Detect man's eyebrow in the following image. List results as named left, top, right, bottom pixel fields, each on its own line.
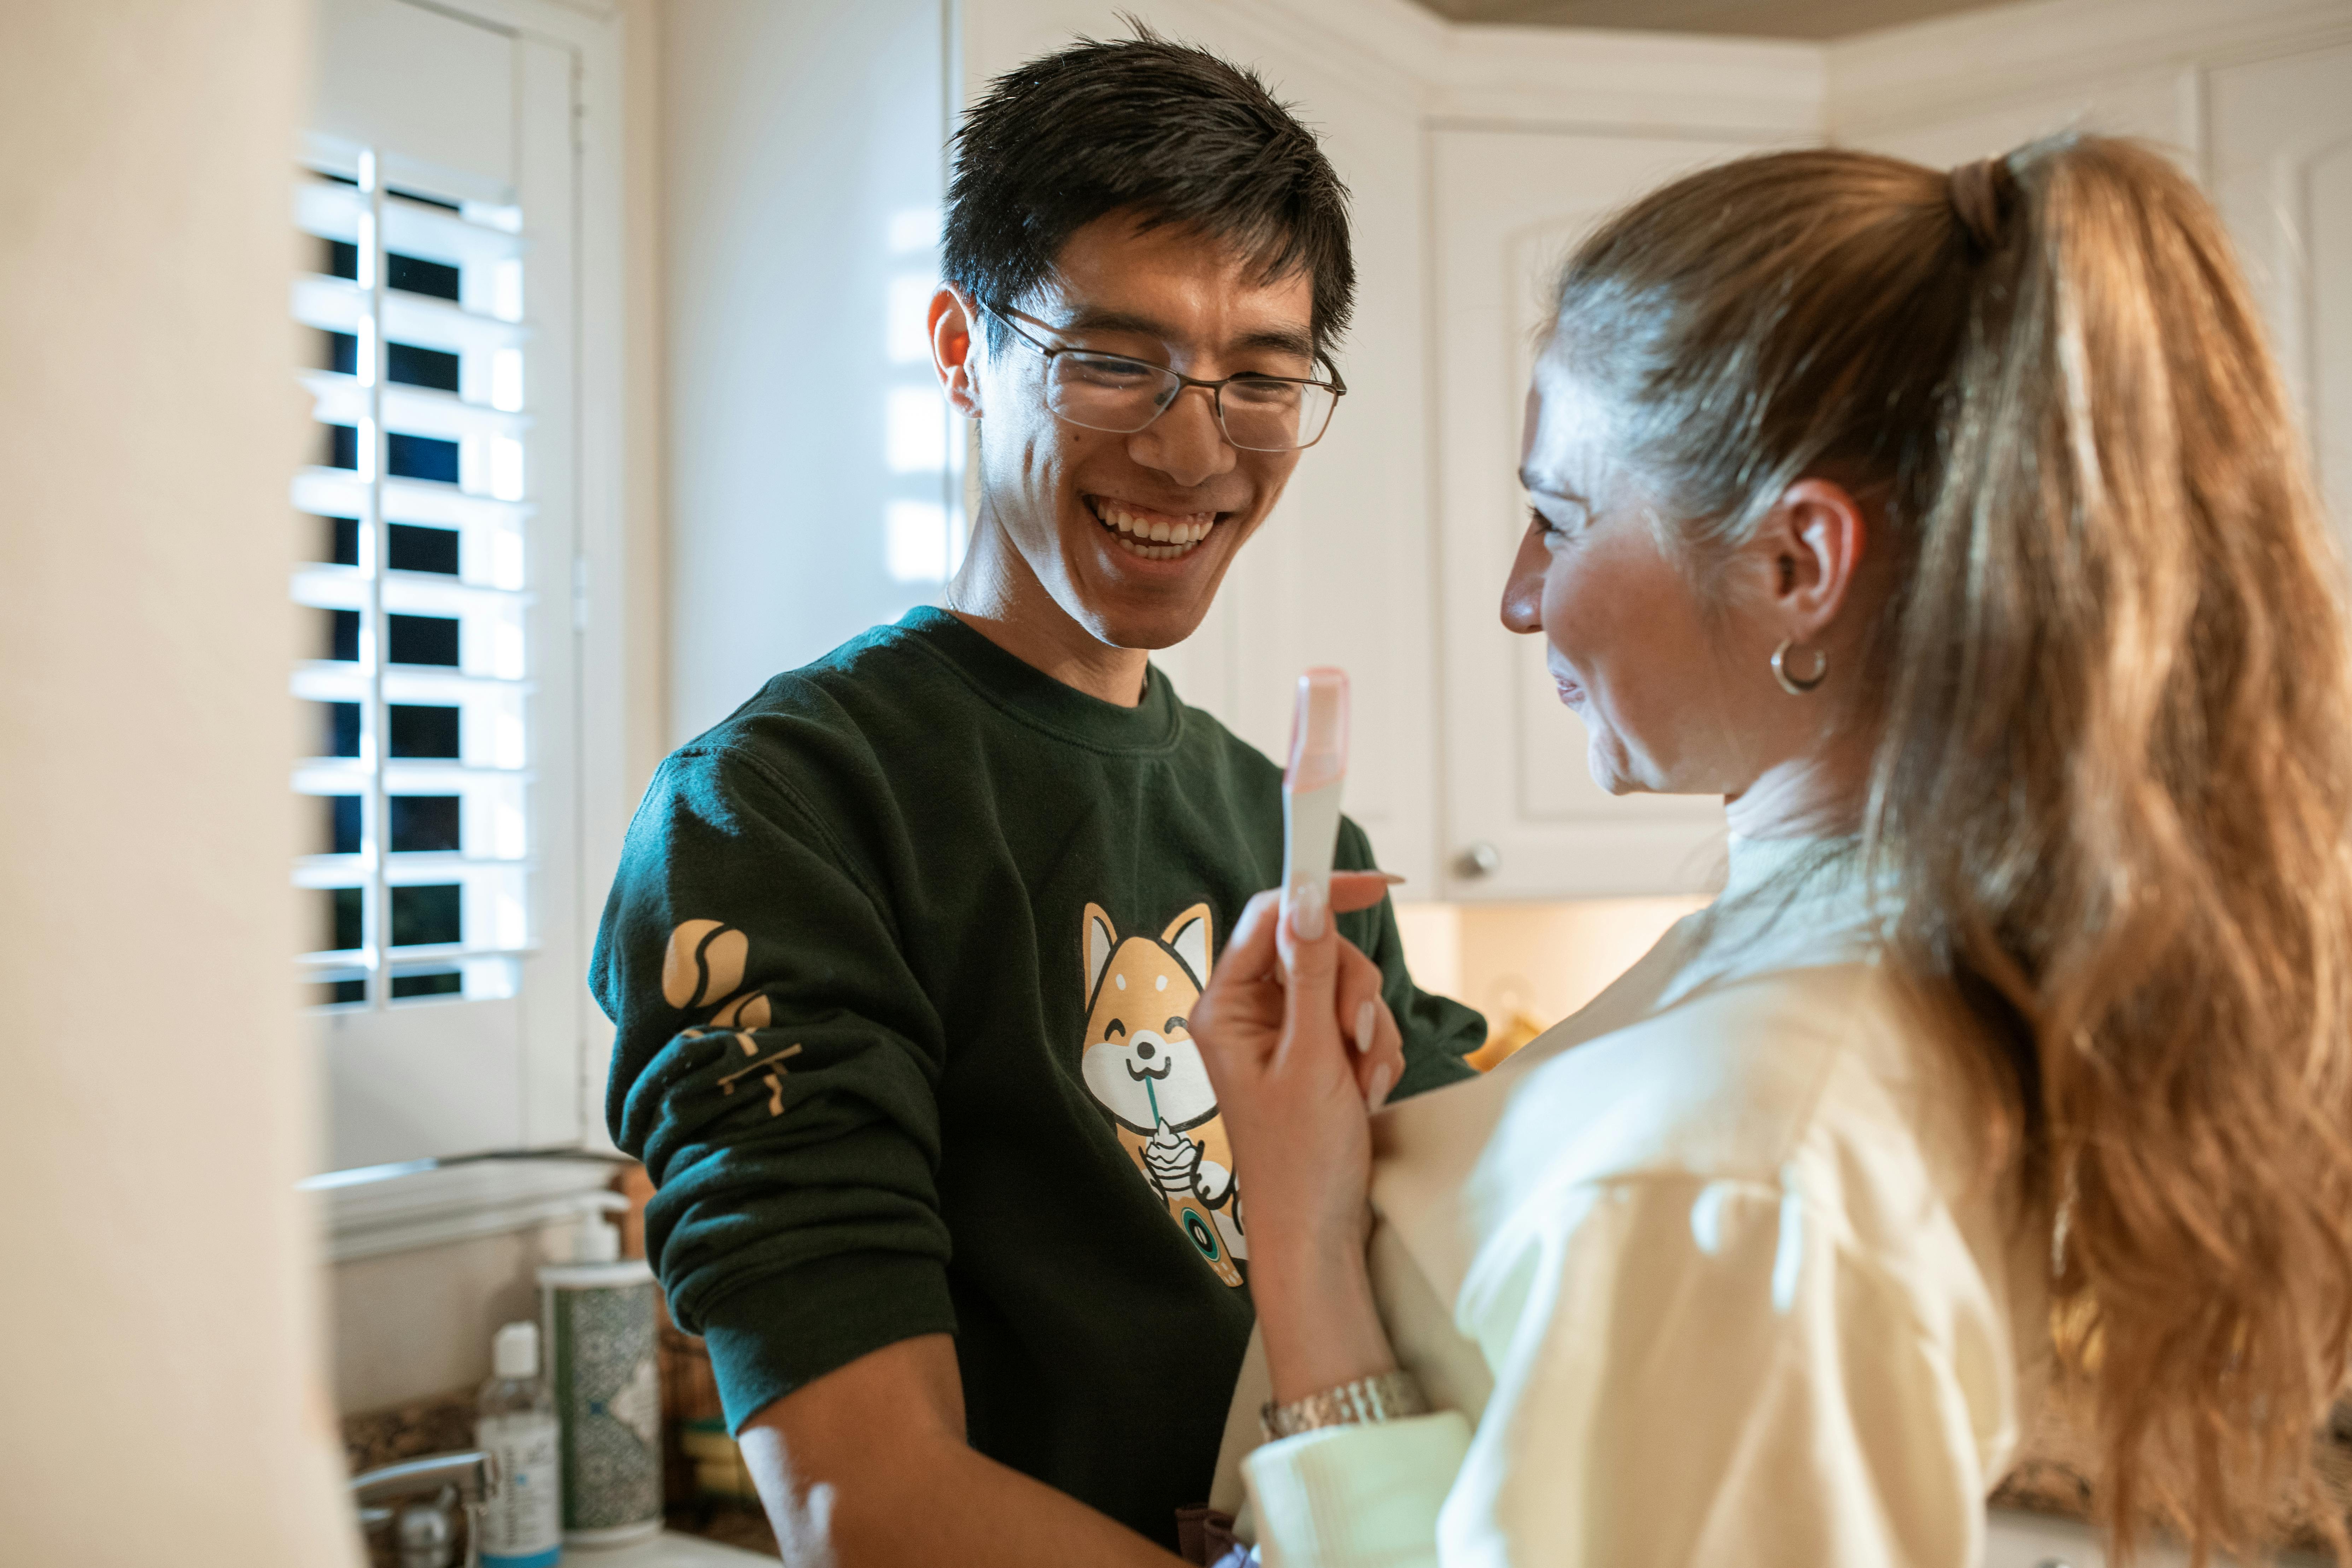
left=1233, top=324, right=1318, bottom=361
left=1054, top=306, right=1317, bottom=364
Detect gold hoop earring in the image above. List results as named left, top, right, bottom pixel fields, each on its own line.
left=1772, top=638, right=1827, bottom=696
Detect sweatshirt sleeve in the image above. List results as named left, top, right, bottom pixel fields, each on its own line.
left=1245, top=1174, right=1990, bottom=1568
left=1334, top=816, right=1484, bottom=1100
left=591, top=744, right=955, bottom=1432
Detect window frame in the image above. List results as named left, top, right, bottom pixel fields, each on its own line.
left=298, top=0, right=639, bottom=1176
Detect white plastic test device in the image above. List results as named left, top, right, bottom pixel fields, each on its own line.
left=1280, top=668, right=1350, bottom=932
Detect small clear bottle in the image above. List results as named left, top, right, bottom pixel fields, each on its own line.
left=477, top=1320, right=562, bottom=1568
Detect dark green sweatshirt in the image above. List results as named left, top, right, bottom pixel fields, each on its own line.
left=591, top=607, right=1484, bottom=1547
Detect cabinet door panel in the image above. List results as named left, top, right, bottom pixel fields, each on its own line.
left=1434, top=129, right=1773, bottom=900
left=2210, top=43, right=2352, bottom=542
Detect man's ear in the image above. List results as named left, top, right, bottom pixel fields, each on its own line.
left=1757, top=477, right=1868, bottom=642
left=931, top=285, right=983, bottom=419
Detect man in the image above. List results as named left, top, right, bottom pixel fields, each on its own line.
left=592, top=31, right=1485, bottom=1564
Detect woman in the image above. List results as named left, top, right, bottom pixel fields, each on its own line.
left=1192, top=135, right=2352, bottom=1567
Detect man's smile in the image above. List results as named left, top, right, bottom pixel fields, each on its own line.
left=1084, top=493, right=1225, bottom=562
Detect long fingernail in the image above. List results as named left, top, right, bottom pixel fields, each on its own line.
left=1291, top=882, right=1326, bottom=941
left=1365, top=1062, right=1396, bottom=1113
left=1354, top=998, right=1377, bottom=1056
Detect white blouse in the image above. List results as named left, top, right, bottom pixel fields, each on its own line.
left=1221, top=836, right=2049, bottom=1568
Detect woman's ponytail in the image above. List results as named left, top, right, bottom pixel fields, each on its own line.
left=1887, top=135, right=2352, bottom=1562
left=1556, top=134, right=2352, bottom=1561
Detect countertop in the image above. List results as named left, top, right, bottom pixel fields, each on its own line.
left=573, top=1513, right=2324, bottom=1565
left=564, top=1529, right=774, bottom=1564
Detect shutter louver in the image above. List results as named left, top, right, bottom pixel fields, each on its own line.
left=291, top=152, right=536, bottom=1010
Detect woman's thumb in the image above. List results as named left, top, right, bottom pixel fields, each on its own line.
left=1278, top=881, right=1340, bottom=1016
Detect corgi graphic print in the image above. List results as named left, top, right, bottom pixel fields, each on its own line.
left=1079, top=902, right=1245, bottom=1287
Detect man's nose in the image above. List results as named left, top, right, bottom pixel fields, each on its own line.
left=1499, top=523, right=1547, bottom=634
left=1126, top=385, right=1237, bottom=489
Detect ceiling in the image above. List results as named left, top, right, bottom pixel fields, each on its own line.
left=1409, top=0, right=2012, bottom=40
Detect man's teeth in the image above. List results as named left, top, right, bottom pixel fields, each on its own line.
left=1092, top=499, right=1215, bottom=559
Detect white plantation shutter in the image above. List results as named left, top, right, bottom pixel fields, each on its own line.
left=296, top=0, right=584, bottom=1169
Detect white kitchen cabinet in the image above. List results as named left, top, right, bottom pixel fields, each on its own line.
left=2207, top=41, right=2352, bottom=543
left=1831, top=4, right=2352, bottom=548
left=1428, top=128, right=1775, bottom=900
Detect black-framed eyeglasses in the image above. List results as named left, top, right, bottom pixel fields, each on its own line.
left=978, top=302, right=1346, bottom=453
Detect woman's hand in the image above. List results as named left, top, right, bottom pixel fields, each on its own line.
left=1191, top=877, right=1406, bottom=1403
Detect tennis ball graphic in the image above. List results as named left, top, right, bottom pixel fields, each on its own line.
left=661, top=918, right=748, bottom=1010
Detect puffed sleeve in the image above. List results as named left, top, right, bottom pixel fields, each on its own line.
left=1245, top=1170, right=1989, bottom=1568
left=1446, top=1171, right=1988, bottom=1567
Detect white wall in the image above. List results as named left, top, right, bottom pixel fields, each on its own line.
left=663, top=0, right=958, bottom=745
left=0, top=2, right=360, bottom=1562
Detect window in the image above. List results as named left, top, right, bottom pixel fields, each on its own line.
left=297, top=0, right=603, bottom=1171
left=292, top=155, right=533, bottom=1017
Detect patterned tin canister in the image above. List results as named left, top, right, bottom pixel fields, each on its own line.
left=541, top=1256, right=664, bottom=1544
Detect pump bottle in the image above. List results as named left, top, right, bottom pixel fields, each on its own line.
left=539, top=1195, right=663, bottom=1545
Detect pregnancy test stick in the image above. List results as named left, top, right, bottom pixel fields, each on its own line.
left=1281, top=668, right=1350, bottom=934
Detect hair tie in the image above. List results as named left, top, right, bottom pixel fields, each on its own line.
left=1947, top=156, right=2016, bottom=254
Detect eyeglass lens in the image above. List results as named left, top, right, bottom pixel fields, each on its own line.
left=1045, top=351, right=1336, bottom=451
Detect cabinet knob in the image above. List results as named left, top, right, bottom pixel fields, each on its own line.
left=1457, top=841, right=1501, bottom=878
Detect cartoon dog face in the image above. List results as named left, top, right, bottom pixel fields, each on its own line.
left=1079, top=903, right=1215, bottom=1134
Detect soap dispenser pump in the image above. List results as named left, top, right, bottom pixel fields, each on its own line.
left=538, top=1194, right=663, bottom=1545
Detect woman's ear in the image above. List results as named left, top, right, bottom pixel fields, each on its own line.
left=931, top=285, right=983, bottom=419
left=1759, top=477, right=1868, bottom=639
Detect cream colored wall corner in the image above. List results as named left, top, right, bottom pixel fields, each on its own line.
left=316, top=1155, right=620, bottom=1413
left=621, top=0, right=671, bottom=798
left=332, top=1224, right=577, bottom=1413
left=576, top=0, right=674, bottom=1156
left=0, top=2, right=359, bottom=1563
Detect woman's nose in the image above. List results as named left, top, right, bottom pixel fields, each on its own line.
left=1499, top=524, right=1547, bottom=635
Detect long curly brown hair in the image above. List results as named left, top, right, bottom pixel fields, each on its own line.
left=1555, top=135, right=2352, bottom=1564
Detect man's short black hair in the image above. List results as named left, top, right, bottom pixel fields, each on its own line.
left=943, top=28, right=1355, bottom=366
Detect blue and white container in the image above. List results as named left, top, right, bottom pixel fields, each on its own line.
left=539, top=1198, right=663, bottom=1546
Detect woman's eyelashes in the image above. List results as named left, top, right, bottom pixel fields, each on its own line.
left=1528, top=498, right=1591, bottom=538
